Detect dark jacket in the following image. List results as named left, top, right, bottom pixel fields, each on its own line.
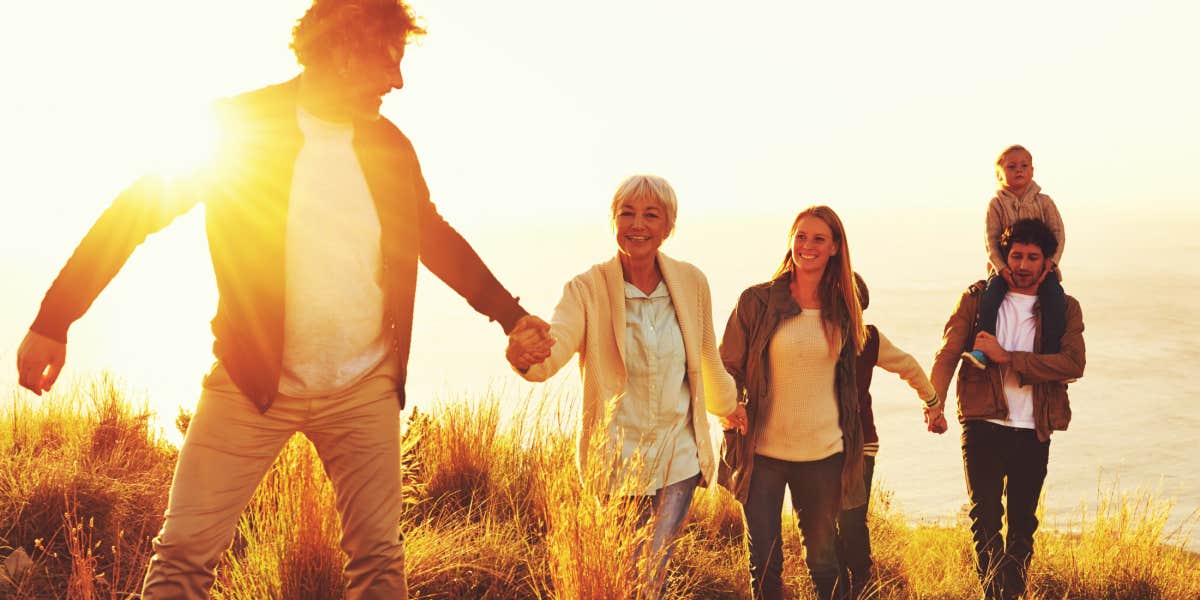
left=930, top=281, right=1085, bottom=442
left=717, top=273, right=867, bottom=510
left=30, top=78, right=527, bottom=412
left=855, top=325, right=881, bottom=446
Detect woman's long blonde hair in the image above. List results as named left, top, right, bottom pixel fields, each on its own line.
left=771, top=205, right=867, bottom=354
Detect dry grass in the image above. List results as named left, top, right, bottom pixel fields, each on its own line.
left=1031, top=489, right=1200, bottom=600
left=2, top=376, right=1198, bottom=599
left=0, top=376, right=172, bottom=599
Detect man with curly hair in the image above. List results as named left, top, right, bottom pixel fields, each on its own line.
left=930, top=218, right=1086, bottom=600
left=15, top=1, right=552, bottom=598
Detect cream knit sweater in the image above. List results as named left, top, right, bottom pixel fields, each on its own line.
left=755, top=310, right=844, bottom=462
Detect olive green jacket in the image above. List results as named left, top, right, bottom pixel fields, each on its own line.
left=717, top=273, right=867, bottom=510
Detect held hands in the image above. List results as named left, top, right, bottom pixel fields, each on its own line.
left=924, top=402, right=948, bottom=434
left=720, top=403, right=748, bottom=435
left=973, top=332, right=1012, bottom=365
left=16, top=330, right=66, bottom=395
left=506, top=315, right=555, bottom=372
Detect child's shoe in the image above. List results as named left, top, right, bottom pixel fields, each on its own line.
left=961, top=349, right=989, bottom=369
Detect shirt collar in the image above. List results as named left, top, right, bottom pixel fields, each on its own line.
left=624, top=280, right=669, bottom=300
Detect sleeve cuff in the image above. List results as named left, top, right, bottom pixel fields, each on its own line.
left=494, top=299, right=530, bottom=335
left=30, top=312, right=69, bottom=344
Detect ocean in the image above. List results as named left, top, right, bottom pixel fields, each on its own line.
left=4, top=205, right=1196, bottom=550
left=401, top=207, right=1200, bottom=549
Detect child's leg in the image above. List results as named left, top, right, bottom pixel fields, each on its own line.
left=1038, top=275, right=1067, bottom=354
left=835, top=455, right=876, bottom=591
left=974, top=274, right=1007, bottom=343
left=963, top=275, right=1007, bottom=368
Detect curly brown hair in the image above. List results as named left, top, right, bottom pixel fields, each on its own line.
left=291, top=0, right=426, bottom=68
left=1000, top=218, right=1058, bottom=262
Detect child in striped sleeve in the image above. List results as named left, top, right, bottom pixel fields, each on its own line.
left=835, top=273, right=944, bottom=598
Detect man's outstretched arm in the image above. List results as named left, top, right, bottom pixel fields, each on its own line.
left=408, top=153, right=536, bottom=335
left=18, top=174, right=201, bottom=394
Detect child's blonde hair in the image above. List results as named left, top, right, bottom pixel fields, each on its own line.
left=995, top=144, right=1032, bottom=180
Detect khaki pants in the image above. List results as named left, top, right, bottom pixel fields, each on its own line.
left=141, top=361, right=407, bottom=600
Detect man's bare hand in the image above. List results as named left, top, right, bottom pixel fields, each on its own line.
left=17, top=330, right=66, bottom=395
left=973, top=331, right=1012, bottom=365
left=507, top=315, right=554, bottom=372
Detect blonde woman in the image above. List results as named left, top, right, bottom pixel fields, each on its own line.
left=719, top=205, right=867, bottom=600
left=507, top=175, right=747, bottom=591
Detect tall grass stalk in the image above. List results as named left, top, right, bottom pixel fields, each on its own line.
left=2, top=377, right=1199, bottom=599
left=540, top=417, right=663, bottom=600
left=1, top=375, right=174, bottom=599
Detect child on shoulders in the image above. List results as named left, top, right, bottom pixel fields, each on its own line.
left=962, top=144, right=1067, bottom=368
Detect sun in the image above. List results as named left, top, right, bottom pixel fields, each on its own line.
left=138, top=102, right=221, bottom=180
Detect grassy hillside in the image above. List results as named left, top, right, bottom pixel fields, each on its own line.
left=1, top=378, right=1197, bottom=599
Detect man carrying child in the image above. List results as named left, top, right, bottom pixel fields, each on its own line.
left=930, top=218, right=1086, bottom=600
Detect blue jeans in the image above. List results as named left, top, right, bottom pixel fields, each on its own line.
left=634, top=472, right=701, bottom=597
left=745, top=453, right=845, bottom=600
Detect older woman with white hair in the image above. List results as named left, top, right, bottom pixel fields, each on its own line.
left=507, top=174, right=747, bottom=588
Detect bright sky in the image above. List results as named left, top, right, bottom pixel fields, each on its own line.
left=2, top=0, right=1199, bottom=441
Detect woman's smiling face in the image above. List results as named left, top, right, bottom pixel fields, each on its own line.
left=615, top=196, right=667, bottom=263
left=790, top=215, right=838, bottom=275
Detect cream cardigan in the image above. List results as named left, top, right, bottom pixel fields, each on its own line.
left=522, top=252, right=738, bottom=487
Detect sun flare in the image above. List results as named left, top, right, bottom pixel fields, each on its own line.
left=140, top=104, right=221, bottom=179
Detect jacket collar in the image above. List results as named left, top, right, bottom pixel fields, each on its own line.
left=253, top=76, right=392, bottom=146
left=249, top=76, right=408, bottom=231
left=766, top=271, right=802, bottom=320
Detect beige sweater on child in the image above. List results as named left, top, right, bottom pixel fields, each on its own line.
left=985, top=181, right=1066, bottom=272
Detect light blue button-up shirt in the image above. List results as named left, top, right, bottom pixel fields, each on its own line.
left=610, top=281, right=699, bottom=494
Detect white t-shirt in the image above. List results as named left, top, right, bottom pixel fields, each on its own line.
left=278, top=106, right=388, bottom=396
left=988, top=291, right=1038, bottom=429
